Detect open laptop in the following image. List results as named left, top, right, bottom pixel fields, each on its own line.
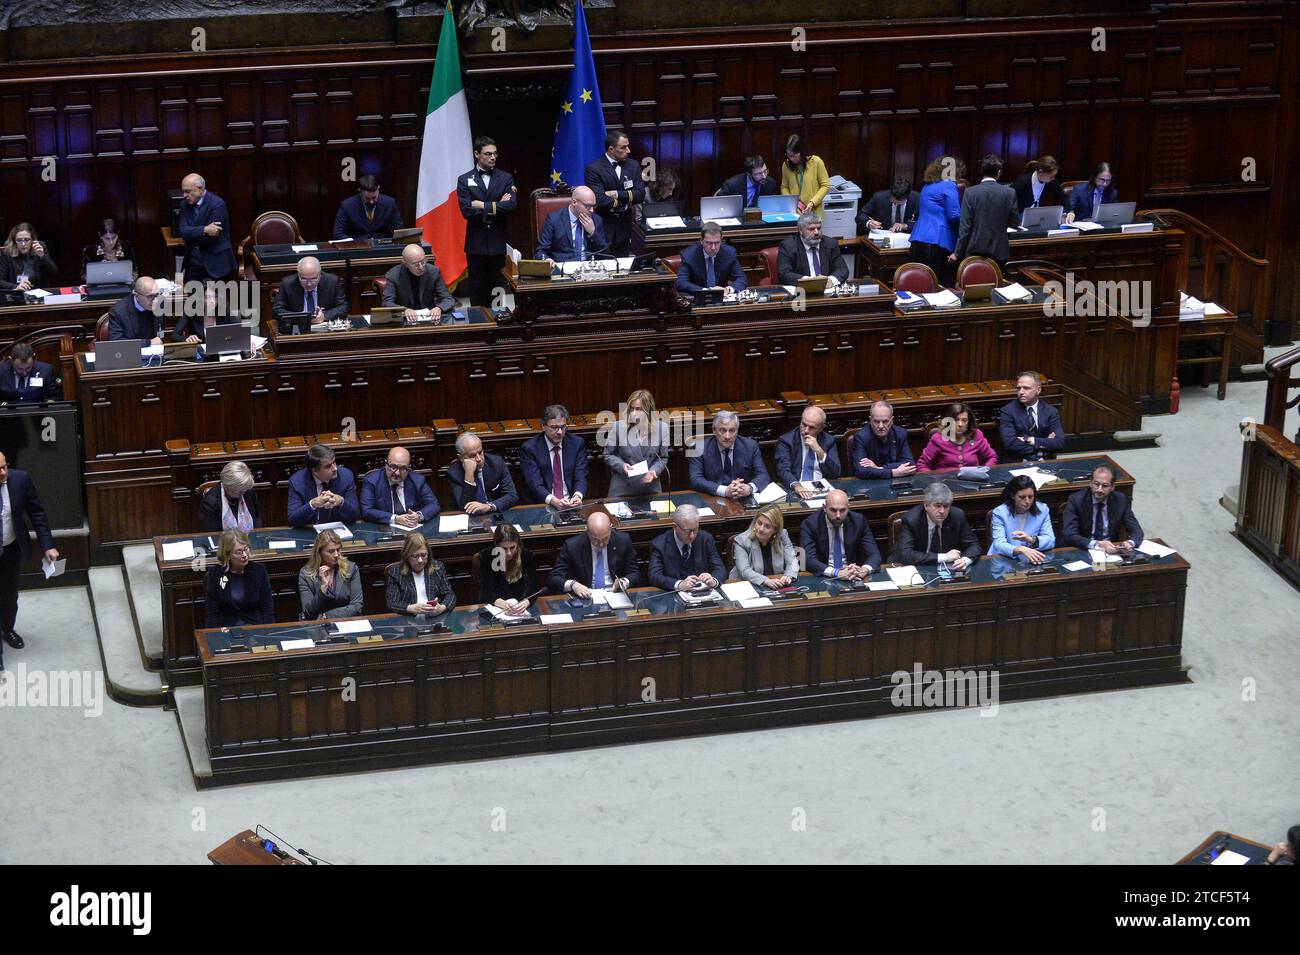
left=1091, top=201, right=1136, bottom=227
left=95, top=338, right=143, bottom=371
left=643, top=200, right=684, bottom=219
left=1020, top=206, right=1063, bottom=231
left=85, top=260, right=134, bottom=299
left=962, top=282, right=994, bottom=303
left=758, top=194, right=799, bottom=223
left=797, top=276, right=829, bottom=296
left=700, top=195, right=743, bottom=226
left=205, top=323, right=251, bottom=359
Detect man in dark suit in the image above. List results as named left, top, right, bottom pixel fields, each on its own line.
left=998, top=371, right=1066, bottom=461
left=0, top=451, right=58, bottom=669
left=718, top=155, right=778, bottom=208
left=381, top=244, right=456, bottom=319
left=332, top=174, right=404, bottom=241
left=178, top=173, right=237, bottom=283
left=688, top=410, right=771, bottom=499
left=1011, top=156, right=1073, bottom=223
left=0, top=343, right=60, bottom=404
left=458, top=137, right=518, bottom=308
left=674, top=223, right=747, bottom=295
left=107, top=277, right=163, bottom=343
left=648, top=505, right=725, bottom=592
left=518, top=404, right=589, bottom=506
left=359, top=446, right=440, bottom=527
left=857, top=177, right=920, bottom=234
left=777, top=213, right=849, bottom=287
left=953, top=154, right=1020, bottom=269
left=890, top=482, right=981, bottom=570
left=1069, top=162, right=1118, bottom=221
left=548, top=512, right=641, bottom=598
left=287, top=443, right=359, bottom=527
left=272, top=257, right=349, bottom=331
left=800, top=489, right=881, bottom=579
left=851, top=400, right=917, bottom=479
left=447, top=432, right=518, bottom=515
left=536, top=186, right=608, bottom=263
left=774, top=405, right=840, bottom=497
left=1061, top=465, right=1144, bottom=554
left=584, top=129, right=645, bottom=256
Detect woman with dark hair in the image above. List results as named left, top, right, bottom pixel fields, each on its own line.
left=916, top=401, right=998, bottom=472
left=384, top=531, right=455, bottom=616
left=203, top=529, right=275, bottom=628
left=476, top=523, right=537, bottom=616
left=1267, top=824, right=1300, bottom=864
left=82, top=218, right=134, bottom=277
left=988, top=475, right=1055, bottom=564
left=780, top=134, right=830, bottom=216
left=908, top=156, right=965, bottom=286
left=1069, top=161, right=1118, bottom=221
left=1011, top=156, right=1074, bottom=223
left=1, top=223, right=59, bottom=292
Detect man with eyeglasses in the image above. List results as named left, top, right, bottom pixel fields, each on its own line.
left=272, top=256, right=348, bottom=333
left=360, top=446, right=440, bottom=528
left=536, top=185, right=608, bottom=265
left=458, top=136, right=518, bottom=309
left=178, top=172, right=237, bottom=284
left=675, top=222, right=746, bottom=296
left=1061, top=465, right=1143, bottom=555
left=107, top=276, right=163, bottom=344
left=381, top=243, right=456, bottom=322
left=518, top=404, right=588, bottom=507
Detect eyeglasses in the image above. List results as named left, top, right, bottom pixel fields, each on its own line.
left=15, top=237, right=32, bottom=244
left=386, top=463, right=411, bottom=473
left=543, top=422, right=567, bottom=432
left=1090, top=481, right=1112, bottom=489
left=230, top=547, right=250, bottom=557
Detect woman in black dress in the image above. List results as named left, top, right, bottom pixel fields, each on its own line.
left=204, top=529, right=274, bottom=628
left=476, top=524, right=537, bottom=616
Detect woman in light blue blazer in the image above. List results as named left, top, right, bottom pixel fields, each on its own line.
left=730, top=504, right=799, bottom=588
left=602, top=388, right=672, bottom=497
left=988, top=475, right=1056, bottom=564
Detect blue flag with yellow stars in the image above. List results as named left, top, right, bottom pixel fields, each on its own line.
left=549, top=2, right=605, bottom=189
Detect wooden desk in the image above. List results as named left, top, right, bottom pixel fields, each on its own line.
left=0, top=295, right=109, bottom=354
left=1176, top=831, right=1275, bottom=865
left=1176, top=312, right=1235, bottom=401
left=207, top=830, right=303, bottom=865
left=265, top=307, right=496, bottom=359
left=1234, top=424, right=1300, bottom=591
left=250, top=241, right=424, bottom=317
left=506, top=266, right=685, bottom=325
left=194, top=546, right=1187, bottom=785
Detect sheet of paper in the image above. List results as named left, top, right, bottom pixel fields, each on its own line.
left=712, top=217, right=742, bottom=227
left=42, top=557, right=67, bottom=579
left=291, top=244, right=319, bottom=253
left=752, top=483, right=788, bottom=505
left=1210, top=850, right=1250, bottom=866
left=281, top=638, right=315, bottom=650
left=540, top=614, right=573, bottom=625
left=313, top=521, right=352, bottom=539
left=886, top=566, right=921, bottom=586
left=607, top=502, right=632, bottom=518
left=141, top=343, right=164, bottom=356
left=1203, top=301, right=1228, bottom=316
left=1135, top=539, right=1176, bottom=558
left=1071, top=220, right=1104, bottom=231
left=626, top=460, right=649, bottom=477
left=696, top=506, right=715, bottom=517
left=1088, top=549, right=1123, bottom=564
left=646, top=216, right=686, bottom=230
left=649, top=500, right=674, bottom=515
left=996, top=282, right=1033, bottom=301
left=866, top=581, right=899, bottom=591
left=331, top=619, right=373, bottom=635
left=1047, top=228, right=1080, bottom=237
left=605, top=591, right=634, bottom=609
left=388, top=520, right=416, bottom=533
left=481, top=603, right=507, bottom=618
left=251, top=334, right=268, bottom=351
left=1008, top=467, right=1056, bottom=490
left=161, top=540, right=195, bottom=561
left=923, top=289, right=961, bottom=307
left=439, top=514, right=470, bottom=533
left=803, top=498, right=826, bottom=509
left=267, top=540, right=298, bottom=550
left=721, top=580, right=759, bottom=601
left=26, top=287, right=49, bottom=300
left=1063, top=560, right=1091, bottom=572
left=739, top=597, right=773, bottom=609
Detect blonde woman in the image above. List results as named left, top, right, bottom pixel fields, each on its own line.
left=1, top=222, right=59, bottom=292
left=199, top=461, right=260, bottom=532
left=204, top=529, right=274, bottom=628
left=384, top=532, right=455, bottom=616
left=298, top=529, right=364, bottom=619
left=730, top=504, right=799, bottom=589
left=602, top=388, right=671, bottom=497
left=779, top=135, right=830, bottom=216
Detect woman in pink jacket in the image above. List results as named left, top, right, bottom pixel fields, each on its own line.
left=916, top=401, right=998, bottom=472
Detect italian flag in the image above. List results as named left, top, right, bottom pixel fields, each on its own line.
left=415, top=5, right=471, bottom=287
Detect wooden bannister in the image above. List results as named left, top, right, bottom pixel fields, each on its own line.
left=1262, top=344, right=1300, bottom=444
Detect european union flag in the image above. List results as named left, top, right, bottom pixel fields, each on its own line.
left=549, top=2, right=605, bottom=189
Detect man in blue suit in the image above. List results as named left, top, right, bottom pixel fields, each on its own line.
left=287, top=444, right=359, bottom=527
left=333, top=174, right=404, bottom=241
left=447, top=432, right=518, bottom=515
left=800, top=489, right=881, bottom=579
left=518, top=404, right=589, bottom=506
left=717, top=156, right=778, bottom=208
left=774, top=405, right=840, bottom=497
left=0, top=343, right=60, bottom=404
left=179, top=173, right=237, bottom=283
left=0, top=451, right=58, bottom=669
left=688, top=410, right=771, bottom=500
left=1061, top=465, right=1143, bottom=555
left=998, top=371, right=1066, bottom=461
left=359, top=446, right=440, bottom=527
left=851, top=401, right=916, bottom=479
left=536, top=186, right=608, bottom=264
left=1069, top=163, right=1118, bottom=221
left=674, top=224, right=747, bottom=295
left=648, top=505, right=725, bottom=592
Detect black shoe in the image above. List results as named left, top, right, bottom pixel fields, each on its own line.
left=2, top=631, right=23, bottom=650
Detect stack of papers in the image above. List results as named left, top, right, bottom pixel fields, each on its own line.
left=996, top=282, right=1033, bottom=302
left=1047, top=228, right=1081, bottom=237
left=42, top=556, right=67, bottom=579
left=886, top=566, right=921, bottom=587
left=679, top=589, right=721, bottom=606
left=1179, top=292, right=1205, bottom=321
left=1136, top=540, right=1176, bottom=558
left=540, top=614, right=573, bottom=625
left=1071, top=220, right=1104, bottom=231
left=712, top=217, right=742, bottom=227
left=720, top=580, right=758, bottom=602
left=923, top=289, right=962, bottom=308
left=795, top=479, right=833, bottom=497
left=331, top=619, right=373, bottom=635
left=313, top=521, right=352, bottom=539
left=161, top=540, right=195, bottom=561
left=591, top=589, right=633, bottom=609
left=1088, top=549, right=1123, bottom=564
left=1008, top=467, right=1057, bottom=490
left=752, top=483, right=788, bottom=505
left=649, top=500, right=675, bottom=515
left=438, top=514, right=470, bottom=533
left=1204, top=301, right=1229, bottom=316
left=646, top=216, right=686, bottom=230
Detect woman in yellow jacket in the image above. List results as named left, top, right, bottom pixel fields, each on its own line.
left=780, top=134, right=830, bottom=216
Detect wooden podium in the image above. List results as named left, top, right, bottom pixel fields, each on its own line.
left=208, top=830, right=303, bottom=865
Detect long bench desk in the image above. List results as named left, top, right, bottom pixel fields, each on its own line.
left=193, top=545, right=1188, bottom=785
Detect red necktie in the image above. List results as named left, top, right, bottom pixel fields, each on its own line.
left=551, top=445, right=564, bottom=499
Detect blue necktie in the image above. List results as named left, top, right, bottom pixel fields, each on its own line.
left=593, top=548, right=606, bottom=588
left=809, top=244, right=822, bottom=275
left=747, top=180, right=757, bottom=207
left=721, top=449, right=734, bottom=482
left=573, top=219, right=584, bottom=258
left=475, top=472, right=487, bottom=504
left=831, top=525, right=843, bottom=571
left=681, top=542, right=691, bottom=568
left=306, top=290, right=315, bottom=314
left=801, top=444, right=815, bottom=481
left=1093, top=501, right=1105, bottom=540
left=706, top=255, right=716, bottom=287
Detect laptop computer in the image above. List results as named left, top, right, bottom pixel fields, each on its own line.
left=85, top=260, right=134, bottom=299
left=95, top=338, right=143, bottom=371
left=276, top=311, right=312, bottom=335
left=962, top=282, right=994, bottom=303
left=370, top=306, right=405, bottom=325
left=758, top=194, right=799, bottom=222
left=205, top=323, right=251, bottom=358
left=628, top=252, right=658, bottom=272
left=1020, top=206, right=1063, bottom=231
left=643, top=200, right=684, bottom=220
left=797, top=276, right=829, bottom=296
left=700, top=195, right=743, bottom=225
left=1092, top=201, right=1137, bottom=227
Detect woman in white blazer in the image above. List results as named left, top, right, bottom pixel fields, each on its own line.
left=730, top=504, right=799, bottom=588
left=602, top=388, right=672, bottom=497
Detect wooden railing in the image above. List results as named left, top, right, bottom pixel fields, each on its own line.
left=1235, top=424, right=1300, bottom=591
left=1262, top=344, right=1300, bottom=444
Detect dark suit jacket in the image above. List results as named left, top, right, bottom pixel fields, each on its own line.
left=1061, top=489, right=1144, bottom=550
left=332, top=193, right=404, bottom=241
left=535, top=208, right=608, bottom=262
left=457, top=167, right=517, bottom=256
left=850, top=424, right=916, bottom=479
left=584, top=156, right=646, bottom=221
left=381, top=263, right=456, bottom=312
left=776, top=234, right=849, bottom=285
left=446, top=453, right=519, bottom=512
left=198, top=487, right=262, bottom=533
left=518, top=432, right=589, bottom=503
left=359, top=469, right=440, bottom=524
left=1011, top=173, right=1069, bottom=216
left=107, top=294, right=162, bottom=342
left=857, top=189, right=921, bottom=234
left=799, top=510, right=882, bottom=575
left=719, top=172, right=779, bottom=207
left=675, top=242, right=747, bottom=293
left=688, top=435, right=771, bottom=496
left=774, top=427, right=841, bottom=486
left=548, top=530, right=642, bottom=593
left=1069, top=181, right=1119, bottom=220
left=178, top=193, right=237, bottom=279
left=286, top=466, right=359, bottom=527
left=0, top=360, right=60, bottom=403
left=272, top=271, right=349, bottom=324
left=2, top=469, right=55, bottom=561
left=384, top=561, right=457, bottom=614
left=998, top=399, right=1066, bottom=460
left=0, top=251, right=59, bottom=290
left=204, top=563, right=275, bottom=628
left=648, top=528, right=726, bottom=591
left=954, top=179, right=1020, bottom=262
left=890, top=504, right=982, bottom=566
